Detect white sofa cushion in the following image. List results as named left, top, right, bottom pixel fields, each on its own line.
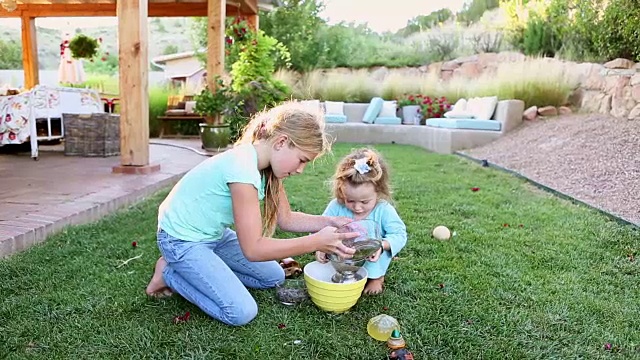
left=378, top=100, right=397, bottom=117
left=299, top=99, right=321, bottom=113
left=444, top=98, right=477, bottom=119
left=324, top=101, right=344, bottom=115
left=467, top=96, right=498, bottom=120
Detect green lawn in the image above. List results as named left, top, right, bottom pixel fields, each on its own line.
left=1, top=144, right=638, bottom=359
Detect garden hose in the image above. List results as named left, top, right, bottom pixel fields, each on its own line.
left=454, top=151, right=639, bottom=230
left=149, top=141, right=213, bottom=157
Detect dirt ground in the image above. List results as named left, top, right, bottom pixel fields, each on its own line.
left=462, top=113, right=640, bottom=226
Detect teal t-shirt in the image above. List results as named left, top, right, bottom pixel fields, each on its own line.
left=158, top=143, right=265, bottom=242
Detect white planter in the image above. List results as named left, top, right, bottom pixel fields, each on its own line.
left=401, top=105, right=421, bottom=125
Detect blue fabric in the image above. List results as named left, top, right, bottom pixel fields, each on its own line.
left=426, top=118, right=502, bottom=131
left=158, top=228, right=284, bottom=326
left=322, top=199, right=407, bottom=278
left=325, top=114, right=347, bottom=123
left=158, top=143, right=265, bottom=242
left=374, top=116, right=402, bottom=125
left=362, top=97, right=384, bottom=124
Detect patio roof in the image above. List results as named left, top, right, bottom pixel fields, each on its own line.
left=0, top=0, right=278, bottom=17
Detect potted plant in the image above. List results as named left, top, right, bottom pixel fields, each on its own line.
left=68, top=34, right=100, bottom=60
left=397, top=94, right=422, bottom=125
left=193, top=76, right=233, bottom=151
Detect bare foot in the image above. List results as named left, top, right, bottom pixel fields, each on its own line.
left=145, top=257, right=173, bottom=298
left=363, top=276, right=384, bottom=295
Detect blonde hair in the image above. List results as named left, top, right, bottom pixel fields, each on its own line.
left=332, top=147, right=392, bottom=205
left=236, top=101, right=332, bottom=236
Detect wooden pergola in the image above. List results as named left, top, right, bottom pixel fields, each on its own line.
left=0, top=0, right=270, bottom=173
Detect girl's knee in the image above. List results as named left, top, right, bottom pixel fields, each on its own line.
left=262, top=265, right=285, bottom=288
left=220, top=299, right=258, bottom=326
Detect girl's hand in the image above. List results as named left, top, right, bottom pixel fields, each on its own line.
left=313, top=226, right=358, bottom=259
left=330, top=216, right=353, bottom=228
left=315, top=251, right=329, bottom=263
left=367, top=247, right=383, bottom=262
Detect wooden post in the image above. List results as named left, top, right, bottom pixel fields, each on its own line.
left=113, top=0, right=159, bottom=174
left=207, top=0, right=225, bottom=90
left=21, top=16, right=39, bottom=90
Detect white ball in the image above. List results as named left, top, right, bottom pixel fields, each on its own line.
left=432, top=225, right=451, bottom=240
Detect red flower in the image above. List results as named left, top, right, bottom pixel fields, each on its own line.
left=101, top=57, right=107, bottom=62
left=503, top=223, right=509, bottom=227
left=131, top=241, right=137, bottom=248
left=471, top=187, right=479, bottom=192
left=383, top=306, right=389, bottom=311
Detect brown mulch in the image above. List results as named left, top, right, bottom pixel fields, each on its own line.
left=462, top=113, right=640, bottom=226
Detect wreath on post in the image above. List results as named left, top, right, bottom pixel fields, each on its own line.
left=68, top=34, right=100, bottom=60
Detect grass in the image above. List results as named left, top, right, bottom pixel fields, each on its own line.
left=1, top=143, right=639, bottom=359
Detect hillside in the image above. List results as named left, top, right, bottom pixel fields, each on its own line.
left=0, top=17, right=197, bottom=70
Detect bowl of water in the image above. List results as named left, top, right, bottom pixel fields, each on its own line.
left=303, top=261, right=368, bottom=313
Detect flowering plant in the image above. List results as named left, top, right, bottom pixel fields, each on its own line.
left=418, top=96, right=452, bottom=119
left=397, top=93, right=423, bottom=107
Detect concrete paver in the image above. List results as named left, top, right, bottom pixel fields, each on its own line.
left=0, top=139, right=217, bottom=258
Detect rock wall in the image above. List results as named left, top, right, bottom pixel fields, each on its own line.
left=329, top=52, right=640, bottom=120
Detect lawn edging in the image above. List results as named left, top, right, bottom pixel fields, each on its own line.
left=455, top=151, right=640, bottom=229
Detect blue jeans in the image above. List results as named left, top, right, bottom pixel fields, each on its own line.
left=157, top=228, right=285, bottom=326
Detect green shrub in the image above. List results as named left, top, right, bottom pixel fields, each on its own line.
left=596, top=0, right=640, bottom=61
left=148, top=86, right=174, bottom=138
left=522, top=14, right=561, bottom=57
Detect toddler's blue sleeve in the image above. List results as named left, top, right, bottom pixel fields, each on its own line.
left=380, top=203, right=407, bottom=257
left=322, top=199, right=342, bottom=217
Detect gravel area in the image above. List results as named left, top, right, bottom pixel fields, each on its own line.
left=462, top=114, right=640, bottom=225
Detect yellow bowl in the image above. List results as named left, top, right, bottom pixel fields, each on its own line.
left=303, top=261, right=367, bottom=313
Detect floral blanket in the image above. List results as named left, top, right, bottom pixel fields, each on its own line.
left=0, top=85, right=102, bottom=145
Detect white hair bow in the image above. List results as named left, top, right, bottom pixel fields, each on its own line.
left=354, top=158, right=371, bottom=175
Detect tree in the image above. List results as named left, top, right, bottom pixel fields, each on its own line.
left=0, top=40, right=22, bottom=70
left=258, top=0, right=327, bottom=71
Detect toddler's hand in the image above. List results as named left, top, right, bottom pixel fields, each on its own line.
left=315, top=251, right=329, bottom=264
left=367, top=247, right=382, bottom=262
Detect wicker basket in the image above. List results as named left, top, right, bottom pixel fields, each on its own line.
left=63, top=113, right=120, bottom=157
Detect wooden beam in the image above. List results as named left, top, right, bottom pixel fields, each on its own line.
left=20, top=16, right=39, bottom=89
left=0, top=2, right=247, bottom=17
left=206, top=0, right=225, bottom=90
left=117, top=0, right=150, bottom=167
left=241, top=0, right=257, bottom=15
